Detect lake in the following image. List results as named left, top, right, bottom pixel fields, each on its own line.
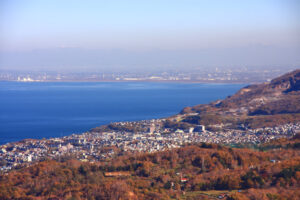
left=0, top=81, right=245, bottom=144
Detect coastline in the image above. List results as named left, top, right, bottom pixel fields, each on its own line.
left=0, top=81, right=246, bottom=145
left=0, top=79, right=258, bottom=84
left=1, top=69, right=299, bottom=173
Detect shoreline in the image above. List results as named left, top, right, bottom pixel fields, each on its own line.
left=0, top=81, right=248, bottom=145
left=0, top=79, right=258, bottom=84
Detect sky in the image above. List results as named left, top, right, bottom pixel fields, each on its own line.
left=0, top=0, right=299, bottom=71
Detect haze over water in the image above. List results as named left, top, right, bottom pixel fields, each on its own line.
left=0, top=82, right=244, bottom=144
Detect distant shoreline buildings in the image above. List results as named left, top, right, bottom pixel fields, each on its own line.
left=0, top=68, right=294, bottom=84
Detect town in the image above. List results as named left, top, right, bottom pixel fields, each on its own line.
left=0, top=67, right=292, bottom=83
left=1, top=119, right=299, bottom=173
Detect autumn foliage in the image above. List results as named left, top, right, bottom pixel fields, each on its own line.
left=0, top=137, right=300, bottom=200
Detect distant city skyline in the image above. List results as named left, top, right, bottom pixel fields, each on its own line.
left=0, top=0, right=299, bottom=71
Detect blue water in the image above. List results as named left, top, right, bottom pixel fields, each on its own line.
left=0, top=82, right=244, bottom=144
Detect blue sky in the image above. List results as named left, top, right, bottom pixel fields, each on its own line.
left=0, top=0, right=299, bottom=70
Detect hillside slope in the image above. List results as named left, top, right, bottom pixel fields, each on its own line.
left=175, top=69, right=300, bottom=129
left=1, top=136, right=300, bottom=200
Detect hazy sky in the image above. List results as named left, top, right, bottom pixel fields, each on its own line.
left=0, top=0, right=299, bottom=71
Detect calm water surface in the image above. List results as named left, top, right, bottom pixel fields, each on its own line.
left=0, top=82, right=245, bottom=144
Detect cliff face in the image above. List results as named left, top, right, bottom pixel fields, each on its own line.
left=274, top=70, right=300, bottom=93
left=178, top=69, right=300, bottom=128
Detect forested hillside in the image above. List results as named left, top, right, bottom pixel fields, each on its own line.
left=1, top=135, right=300, bottom=200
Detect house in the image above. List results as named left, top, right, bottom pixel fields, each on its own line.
left=194, top=125, right=205, bottom=132
left=180, top=178, right=188, bottom=183
left=175, top=129, right=184, bottom=134
left=189, top=127, right=194, bottom=133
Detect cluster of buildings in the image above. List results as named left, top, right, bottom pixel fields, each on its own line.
left=0, top=68, right=289, bottom=83
left=0, top=121, right=299, bottom=173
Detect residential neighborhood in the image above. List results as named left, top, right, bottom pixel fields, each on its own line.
left=1, top=120, right=299, bottom=173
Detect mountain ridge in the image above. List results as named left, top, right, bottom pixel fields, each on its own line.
left=171, top=69, right=300, bottom=130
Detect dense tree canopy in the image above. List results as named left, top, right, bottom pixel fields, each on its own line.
left=1, top=136, right=300, bottom=199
